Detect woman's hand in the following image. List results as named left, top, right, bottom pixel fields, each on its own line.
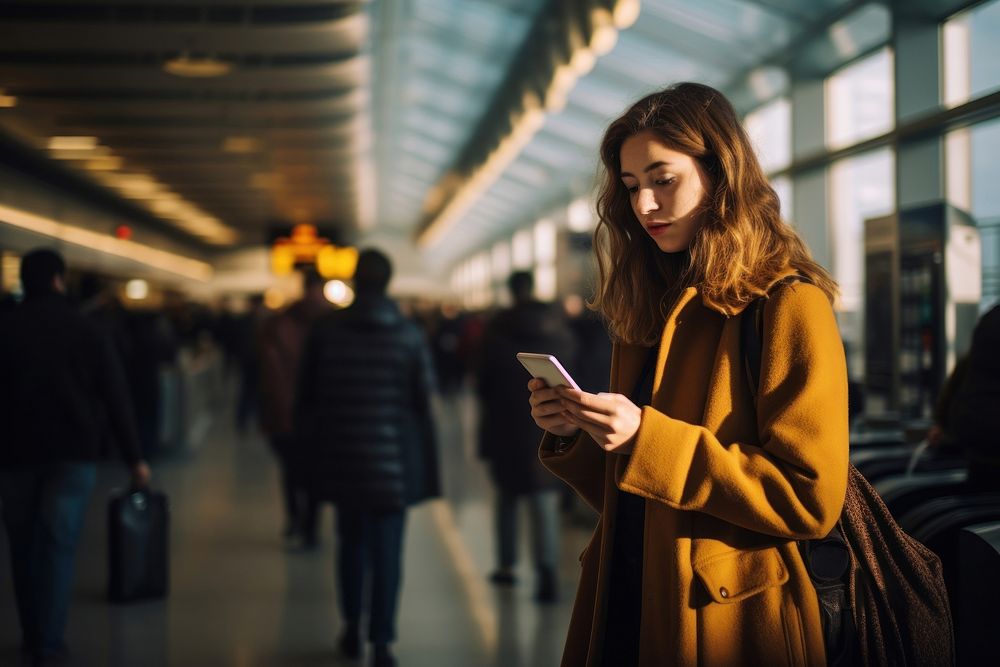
left=556, top=387, right=642, bottom=455
left=528, top=378, right=580, bottom=438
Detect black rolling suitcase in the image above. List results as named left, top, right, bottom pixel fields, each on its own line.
left=107, top=487, right=169, bottom=603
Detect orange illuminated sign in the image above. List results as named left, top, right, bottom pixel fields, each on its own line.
left=269, top=224, right=357, bottom=279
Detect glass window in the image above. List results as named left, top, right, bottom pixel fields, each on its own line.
left=455, top=253, right=494, bottom=310
left=744, top=97, right=791, bottom=173
left=943, top=0, right=1000, bottom=108
left=826, top=48, right=894, bottom=149
left=771, top=176, right=793, bottom=221
left=970, top=118, right=1000, bottom=220
left=534, top=265, right=557, bottom=301
left=948, top=117, right=1000, bottom=308
left=511, top=228, right=533, bottom=269
left=472, top=252, right=491, bottom=309
left=533, top=218, right=557, bottom=300
left=491, top=240, right=510, bottom=280
left=829, top=148, right=895, bottom=372
left=534, top=219, right=556, bottom=264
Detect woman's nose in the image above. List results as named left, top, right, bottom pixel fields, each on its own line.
left=636, top=188, right=659, bottom=215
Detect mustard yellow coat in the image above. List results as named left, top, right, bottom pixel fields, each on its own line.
left=540, top=280, right=849, bottom=666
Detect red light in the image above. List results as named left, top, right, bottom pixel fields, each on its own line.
left=115, top=225, right=132, bottom=240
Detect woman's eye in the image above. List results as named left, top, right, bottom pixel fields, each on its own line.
left=625, top=185, right=638, bottom=194
left=656, top=177, right=676, bottom=186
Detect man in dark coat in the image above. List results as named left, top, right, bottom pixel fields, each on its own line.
left=476, top=271, right=576, bottom=602
left=258, top=270, right=329, bottom=548
left=0, top=248, right=150, bottom=664
left=295, top=248, right=439, bottom=667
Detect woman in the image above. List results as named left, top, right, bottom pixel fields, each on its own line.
left=527, top=82, right=849, bottom=666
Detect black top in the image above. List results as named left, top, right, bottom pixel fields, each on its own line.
left=0, top=293, right=142, bottom=466
left=602, top=347, right=656, bottom=666
left=295, top=294, right=441, bottom=510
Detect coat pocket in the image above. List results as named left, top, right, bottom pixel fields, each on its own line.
left=693, top=546, right=789, bottom=604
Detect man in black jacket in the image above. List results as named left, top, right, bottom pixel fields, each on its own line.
left=0, top=248, right=150, bottom=664
left=295, top=248, right=439, bottom=667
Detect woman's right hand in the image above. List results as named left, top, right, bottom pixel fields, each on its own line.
left=528, top=378, right=580, bottom=437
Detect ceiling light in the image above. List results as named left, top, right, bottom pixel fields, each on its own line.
left=589, top=8, right=620, bottom=56
left=85, top=156, right=123, bottom=171
left=0, top=203, right=212, bottom=282
left=590, top=24, right=618, bottom=55
left=125, top=279, right=149, bottom=300
left=0, top=93, right=16, bottom=108
left=222, top=136, right=260, bottom=153
left=48, top=136, right=99, bottom=151
left=151, top=198, right=184, bottom=215
left=570, top=47, right=596, bottom=75
left=323, top=280, right=354, bottom=307
left=163, top=54, right=232, bottom=78
left=50, top=147, right=112, bottom=161
left=112, top=174, right=161, bottom=198
left=612, top=0, right=641, bottom=29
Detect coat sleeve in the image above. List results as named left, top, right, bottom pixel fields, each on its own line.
left=618, top=283, right=849, bottom=540
left=539, top=431, right=606, bottom=514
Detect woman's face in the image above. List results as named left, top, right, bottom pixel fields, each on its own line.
left=619, top=130, right=710, bottom=253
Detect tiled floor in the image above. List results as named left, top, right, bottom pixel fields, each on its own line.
left=0, top=389, right=595, bottom=666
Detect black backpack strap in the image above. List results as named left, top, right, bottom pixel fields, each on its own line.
left=741, top=296, right=765, bottom=404
left=741, top=275, right=806, bottom=402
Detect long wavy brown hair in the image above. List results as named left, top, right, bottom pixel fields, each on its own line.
left=591, top=82, right=838, bottom=345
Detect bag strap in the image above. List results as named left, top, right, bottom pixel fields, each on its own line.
left=741, top=296, right=766, bottom=404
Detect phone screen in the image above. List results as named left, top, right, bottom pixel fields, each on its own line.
left=516, top=352, right=580, bottom=390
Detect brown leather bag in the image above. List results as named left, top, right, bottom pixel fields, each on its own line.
left=743, top=282, right=954, bottom=666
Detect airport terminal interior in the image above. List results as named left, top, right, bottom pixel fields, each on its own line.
left=1, top=0, right=1000, bottom=665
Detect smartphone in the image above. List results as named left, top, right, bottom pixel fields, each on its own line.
left=516, top=352, right=580, bottom=390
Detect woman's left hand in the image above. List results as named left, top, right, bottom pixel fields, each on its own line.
left=556, top=387, right=642, bottom=454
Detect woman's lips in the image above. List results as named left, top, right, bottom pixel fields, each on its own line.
left=645, top=222, right=672, bottom=236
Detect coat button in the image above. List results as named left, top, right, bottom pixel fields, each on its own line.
left=719, top=587, right=729, bottom=599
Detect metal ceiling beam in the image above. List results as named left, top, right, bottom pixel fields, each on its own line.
left=414, top=0, right=638, bottom=247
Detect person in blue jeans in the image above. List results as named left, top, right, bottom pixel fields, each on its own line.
left=0, top=248, right=150, bottom=665
left=295, top=249, right=440, bottom=667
